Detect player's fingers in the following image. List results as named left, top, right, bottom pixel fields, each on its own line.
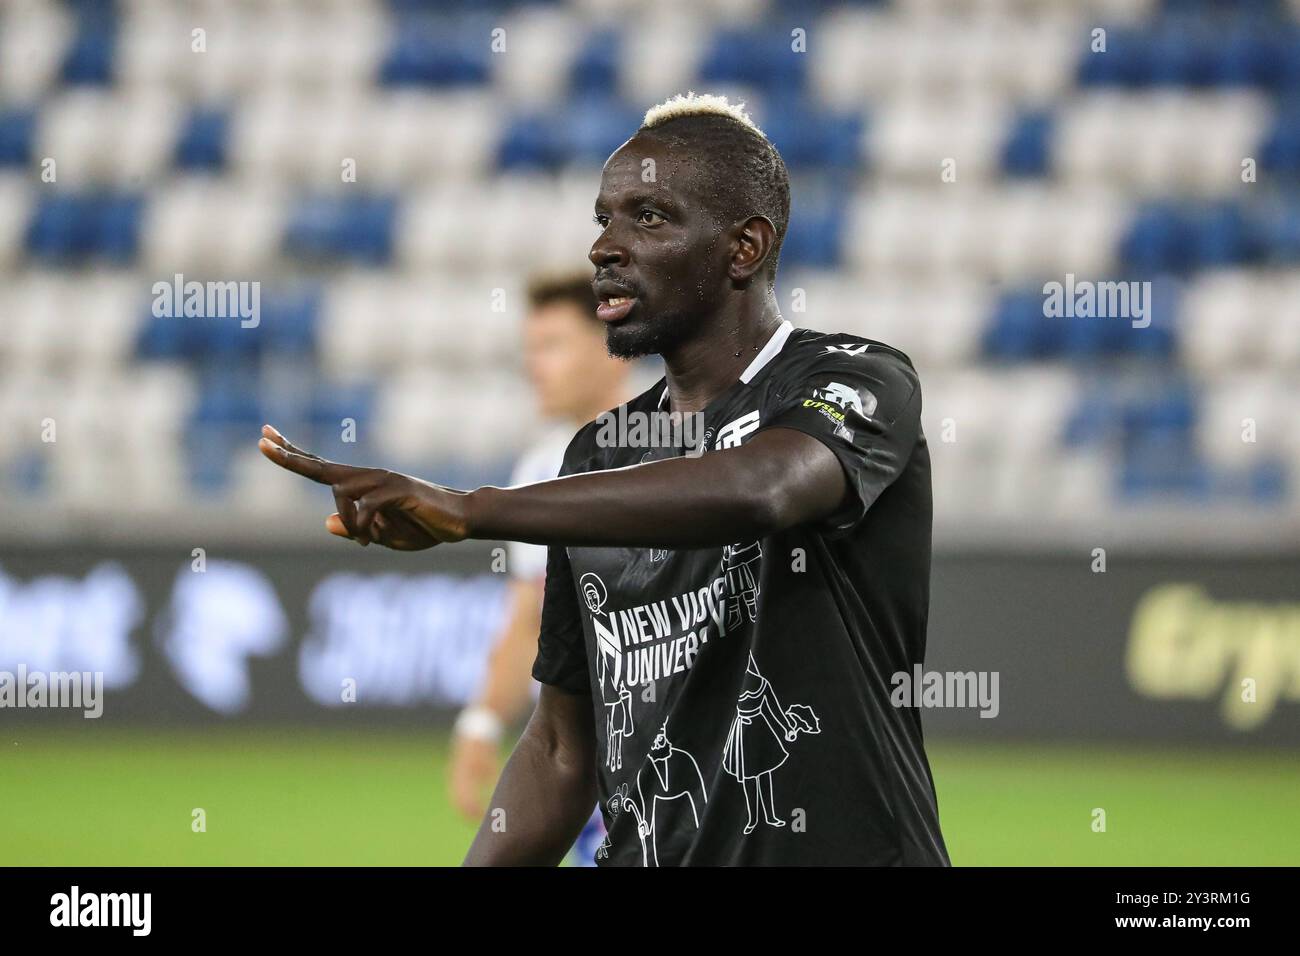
left=332, top=489, right=364, bottom=544
left=332, top=469, right=390, bottom=499
left=260, top=424, right=321, bottom=461
left=370, top=512, right=396, bottom=546
left=355, top=489, right=405, bottom=546
left=325, top=513, right=352, bottom=539
left=353, top=497, right=378, bottom=546
left=258, top=437, right=341, bottom=484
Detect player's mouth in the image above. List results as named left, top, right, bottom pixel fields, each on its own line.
left=596, top=295, right=637, bottom=323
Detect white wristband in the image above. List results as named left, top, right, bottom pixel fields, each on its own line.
left=454, top=706, right=505, bottom=743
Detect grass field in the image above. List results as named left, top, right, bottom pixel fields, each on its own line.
left=1, top=727, right=1296, bottom=866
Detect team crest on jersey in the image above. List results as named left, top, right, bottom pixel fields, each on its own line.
left=714, top=410, right=761, bottom=450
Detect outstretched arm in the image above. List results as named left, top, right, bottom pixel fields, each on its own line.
left=462, top=684, right=598, bottom=866
left=257, top=424, right=846, bottom=550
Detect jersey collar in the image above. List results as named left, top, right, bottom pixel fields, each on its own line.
left=657, top=320, right=794, bottom=409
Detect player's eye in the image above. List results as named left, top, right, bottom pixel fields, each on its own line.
left=593, top=213, right=609, bottom=228
left=637, top=209, right=665, bottom=226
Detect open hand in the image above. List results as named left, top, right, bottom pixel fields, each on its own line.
left=257, top=424, right=472, bottom=550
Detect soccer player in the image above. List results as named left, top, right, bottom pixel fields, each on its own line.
left=259, top=93, right=949, bottom=866
left=449, top=272, right=631, bottom=867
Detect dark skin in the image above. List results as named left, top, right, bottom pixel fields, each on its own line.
left=258, top=130, right=849, bottom=865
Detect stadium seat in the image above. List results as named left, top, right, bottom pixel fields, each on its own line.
left=2, top=0, right=1297, bottom=524
left=282, top=194, right=399, bottom=265
left=60, top=4, right=117, bottom=87
left=699, top=28, right=808, bottom=92
left=174, top=107, right=229, bottom=171
left=379, top=15, right=494, bottom=88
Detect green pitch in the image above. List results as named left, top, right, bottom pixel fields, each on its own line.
left=1, top=728, right=1296, bottom=866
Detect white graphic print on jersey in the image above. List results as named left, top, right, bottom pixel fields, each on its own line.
left=605, top=720, right=707, bottom=867
left=723, top=653, right=821, bottom=835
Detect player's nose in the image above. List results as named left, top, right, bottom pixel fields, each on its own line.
left=589, top=232, right=628, bottom=270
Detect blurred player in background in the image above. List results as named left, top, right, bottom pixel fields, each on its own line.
left=449, top=272, right=632, bottom=863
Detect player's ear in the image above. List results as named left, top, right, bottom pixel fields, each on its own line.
left=728, top=215, right=777, bottom=284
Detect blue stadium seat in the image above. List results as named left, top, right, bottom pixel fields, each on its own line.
left=563, top=96, right=642, bottom=166
left=11, top=451, right=48, bottom=496
left=137, top=284, right=319, bottom=361
left=1245, top=458, right=1289, bottom=502
left=1118, top=384, right=1205, bottom=497
left=96, top=193, right=144, bottom=263
left=191, top=366, right=263, bottom=425
left=135, top=306, right=192, bottom=360
left=0, top=108, right=36, bottom=166
left=779, top=190, right=842, bottom=268
left=1058, top=304, right=1110, bottom=358
left=1284, top=26, right=1300, bottom=90
left=1261, top=197, right=1300, bottom=262
left=1120, top=439, right=1211, bottom=499
left=1077, top=27, right=1149, bottom=88
left=1064, top=390, right=1122, bottom=448
left=1001, top=110, right=1054, bottom=178
left=983, top=290, right=1061, bottom=360
left=762, top=96, right=864, bottom=171
left=1126, top=275, right=1179, bottom=359
left=569, top=29, right=620, bottom=95
left=26, top=195, right=98, bottom=262
left=1161, top=0, right=1287, bottom=18
left=379, top=16, right=493, bottom=87
left=283, top=195, right=398, bottom=265
left=1192, top=204, right=1264, bottom=268
left=1156, top=19, right=1223, bottom=86
left=306, top=384, right=375, bottom=460
left=1119, top=204, right=1195, bottom=274
left=60, top=4, right=117, bottom=86
left=262, top=286, right=322, bottom=357
left=699, top=28, right=807, bottom=92
left=1122, top=385, right=1196, bottom=440
left=188, top=364, right=266, bottom=492
left=26, top=192, right=143, bottom=264
left=1260, top=104, right=1300, bottom=176
left=1215, top=21, right=1286, bottom=87
left=1079, top=12, right=1300, bottom=90
left=386, top=0, right=530, bottom=12
left=174, top=107, right=230, bottom=171
left=497, top=114, right=565, bottom=170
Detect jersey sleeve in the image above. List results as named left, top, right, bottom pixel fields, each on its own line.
left=529, top=543, right=591, bottom=694
left=759, top=348, right=922, bottom=537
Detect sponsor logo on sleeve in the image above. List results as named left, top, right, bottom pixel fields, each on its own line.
left=803, top=381, right=877, bottom=439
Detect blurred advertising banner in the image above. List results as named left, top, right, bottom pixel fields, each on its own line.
left=924, top=553, right=1299, bottom=746
left=1, top=544, right=1297, bottom=745
left=0, top=545, right=507, bottom=724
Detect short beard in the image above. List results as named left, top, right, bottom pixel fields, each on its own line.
left=605, top=310, right=697, bottom=359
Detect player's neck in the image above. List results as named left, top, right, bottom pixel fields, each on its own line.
left=660, top=293, right=784, bottom=414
